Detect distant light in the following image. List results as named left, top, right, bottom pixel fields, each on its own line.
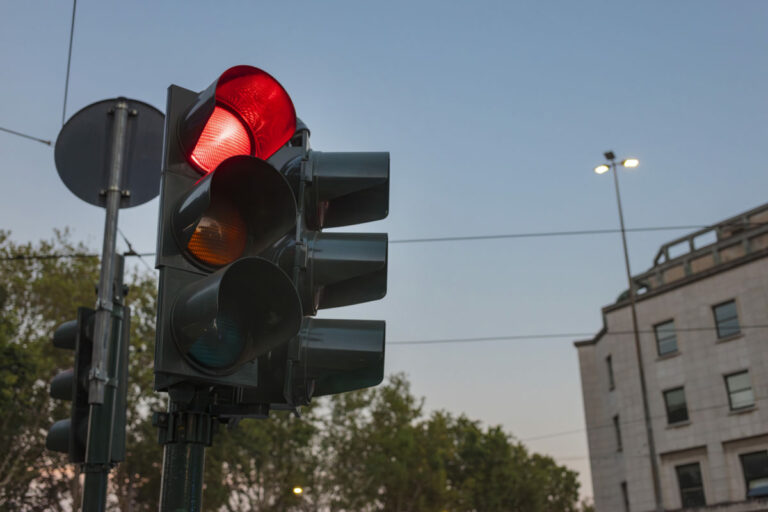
left=293, top=487, right=303, bottom=495
left=622, top=158, right=639, bottom=168
left=594, top=164, right=610, bottom=175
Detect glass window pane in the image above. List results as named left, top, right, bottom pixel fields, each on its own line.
left=741, top=451, right=768, bottom=498
left=749, top=477, right=768, bottom=491
left=655, top=320, right=678, bottom=355
left=658, top=337, right=677, bottom=356
left=727, top=372, right=751, bottom=392
left=714, top=301, right=740, bottom=338
left=715, top=301, right=737, bottom=322
left=731, top=389, right=755, bottom=409
left=676, top=463, right=706, bottom=507
left=665, top=387, right=689, bottom=423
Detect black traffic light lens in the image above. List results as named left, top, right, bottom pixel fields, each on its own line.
left=187, top=310, right=246, bottom=369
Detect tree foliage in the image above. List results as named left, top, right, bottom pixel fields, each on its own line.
left=0, top=231, right=584, bottom=511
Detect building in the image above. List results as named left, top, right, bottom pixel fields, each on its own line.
left=576, top=203, right=768, bottom=511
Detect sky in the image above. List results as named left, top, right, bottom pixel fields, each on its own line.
left=1, top=0, right=767, bottom=500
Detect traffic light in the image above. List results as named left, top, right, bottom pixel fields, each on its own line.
left=46, top=307, right=94, bottom=462
left=154, top=66, right=303, bottom=391
left=155, top=65, right=389, bottom=411
left=267, top=142, right=390, bottom=407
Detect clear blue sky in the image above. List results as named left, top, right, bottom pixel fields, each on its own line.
left=2, top=0, right=767, bottom=499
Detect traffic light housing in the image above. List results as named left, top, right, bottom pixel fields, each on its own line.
left=155, top=66, right=303, bottom=391
left=155, top=65, right=389, bottom=412
left=46, top=307, right=94, bottom=463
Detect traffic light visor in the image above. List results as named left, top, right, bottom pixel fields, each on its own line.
left=172, top=257, right=302, bottom=374
left=182, top=66, right=297, bottom=174
left=174, top=156, right=297, bottom=269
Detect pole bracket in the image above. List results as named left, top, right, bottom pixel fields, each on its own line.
left=153, top=410, right=216, bottom=447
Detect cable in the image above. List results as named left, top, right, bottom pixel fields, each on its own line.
left=118, top=228, right=154, bottom=272
left=521, top=394, right=768, bottom=454
left=389, top=222, right=768, bottom=245
left=62, top=0, right=77, bottom=126
left=0, top=126, right=52, bottom=146
left=6, top=220, right=767, bottom=261
left=388, top=325, right=768, bottom=345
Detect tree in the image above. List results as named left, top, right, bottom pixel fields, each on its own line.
left=0, top=230, right=161, bottom=511
left=0, top=231, right=584, bottom=511
left=322, top=375, right=582, bottom=512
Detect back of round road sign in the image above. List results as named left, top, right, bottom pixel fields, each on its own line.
left=55, top=98, right=165, bottom=208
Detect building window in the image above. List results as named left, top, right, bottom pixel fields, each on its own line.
left=713, top=300, right=740, bottom=338
left=740, top=451, right=768, bottom=498
left=726, top=371, right=755, bottom=410
left=664, top=387, right=689, bottom=424
left=621, top=481, right=629, bottom=512
left=613, top=415, right=622, bottom=452
left=606, top=355, right=615, bottom=390
left=654, top=319, right=678, bottom=356
left=676, top=462, right=706, bottom=507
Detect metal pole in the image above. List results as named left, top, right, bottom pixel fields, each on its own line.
left=156, top=392, right=215, bottom=512
left=89, top=98, right=130, bottom=405
left=82, top=255, right=126, bottom=511
left=610, top=161, right=664, bottom=511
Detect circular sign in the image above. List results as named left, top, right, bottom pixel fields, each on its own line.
left=55, top=98, right=165, bottom=208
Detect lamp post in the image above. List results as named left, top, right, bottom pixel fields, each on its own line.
left=595, top=151, right=663, bottom=512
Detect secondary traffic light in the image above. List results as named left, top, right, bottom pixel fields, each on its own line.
left=269, top=142, right=390, bottom=407
left=155, top=65, right=389, bottom=411
left=46, top=307, right=94, bottom=463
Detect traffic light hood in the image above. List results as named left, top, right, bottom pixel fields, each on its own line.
left=179, top=65, right=296, bottom=174
left=171, top=257, right=302, bottom=375
left=173, top=156, right=297, bottom=269
left=304, top=151, right=389, bottom=229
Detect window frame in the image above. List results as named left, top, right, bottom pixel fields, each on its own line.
left=725, top=370, right=755, bottom=411
left=713, top=299, right=740, bottom=339
left=740, top=450, right=768, bottom=498
left=675, top=462, right=706, bottom=507
left=663, top=386, right=690, bottom=424
left=654, top=319, right=678, bottom=356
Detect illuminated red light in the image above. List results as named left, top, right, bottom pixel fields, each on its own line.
left=184, top=66, right=296, bottom=175
left=190, top=107, right=252, bottom=174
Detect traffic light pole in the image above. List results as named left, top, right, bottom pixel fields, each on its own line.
left=156, top=388, right=216, bottom=512
left=90, top=99, right=133, bottom=405
left=82, top=255, right=129, bottom=512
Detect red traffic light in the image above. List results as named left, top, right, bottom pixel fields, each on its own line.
left=181, top=66, right=296, bottom=175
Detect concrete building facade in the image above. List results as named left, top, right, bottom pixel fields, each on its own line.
left=576, top=204, right=768, bottom=511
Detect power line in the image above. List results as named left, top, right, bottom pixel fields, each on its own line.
left=521, top=394, right=768, bottom=449
left=0, top=126, right=52, bottom=146
left=388, top=222, right=767, bottom=245
left=5, top=221, right=765, bottom=261
left=62, top=0, right=77, bottom=126
left=388, top=325, right=768, bottom=345
left=118, top=228, right=154, bottom=272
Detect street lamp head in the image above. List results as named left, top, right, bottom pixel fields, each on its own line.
left=594, top=164, right=610, bottom=175
left=293, top=487, right=303, bottom=495
left=622, top=158, right=639, bottom=168
left=603, top=151, right=616, bottom=161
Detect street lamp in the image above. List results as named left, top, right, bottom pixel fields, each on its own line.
left=594, top=151, right=663, bottom=512
left=292, top=487, right=303, bottom=496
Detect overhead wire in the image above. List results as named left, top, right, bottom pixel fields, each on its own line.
left=117, top=227, right=154, bottom=272
left=0, top=126, right=52, bottom=146
left=62, top=0, right=77, bottom=126
left=3, top=219, right=765, bottom=262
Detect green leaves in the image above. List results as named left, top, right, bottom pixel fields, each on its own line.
left=0, top=231, right=583, bottom=511
left=322, top=374, right=581, bottom=512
